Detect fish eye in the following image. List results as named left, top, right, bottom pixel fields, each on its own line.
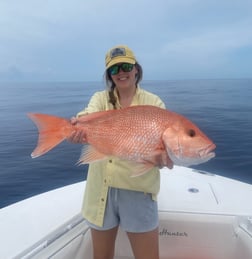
left=187, top=129, right=196, bottom=137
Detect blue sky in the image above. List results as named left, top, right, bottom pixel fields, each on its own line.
left=0, top=0, right=252, bottom=81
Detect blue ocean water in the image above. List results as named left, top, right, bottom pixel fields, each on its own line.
left=0, top=79, right=251, bottom=208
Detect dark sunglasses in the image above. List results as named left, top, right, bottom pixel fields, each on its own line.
left=108, top=63, right=134, bottom=75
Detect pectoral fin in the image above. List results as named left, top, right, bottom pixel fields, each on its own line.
left=141, top=144, right=174, bottom=170
left=127, top=161, right=155, bottom=177
left=77, top=145, right=107, bottom=165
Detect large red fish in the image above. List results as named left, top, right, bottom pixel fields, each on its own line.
left=28, top=105, right=216, bottom=176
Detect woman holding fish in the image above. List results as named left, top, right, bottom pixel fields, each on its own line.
left=69, top=45, right=171, bottom=259
left=29, top=45, right=215, bottom=258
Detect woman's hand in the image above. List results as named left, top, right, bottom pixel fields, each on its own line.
left=67, top=117, right=87, bottom=144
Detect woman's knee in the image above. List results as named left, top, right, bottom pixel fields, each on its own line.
left=91, top=227, right=118, bottom=259
left=127, top=228, right=159, bottom=259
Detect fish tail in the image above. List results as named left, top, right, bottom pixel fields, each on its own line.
left=27, top=113, right=73, bottom=158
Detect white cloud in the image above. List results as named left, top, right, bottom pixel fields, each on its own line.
left=162, top=19, right=252, bottom=55
left=0, top=0, right=251, bottom=80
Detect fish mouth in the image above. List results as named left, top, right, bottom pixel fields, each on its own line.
left=166, top=143, right=216, bottom=167
left=199, top=143, right=216, bottom=159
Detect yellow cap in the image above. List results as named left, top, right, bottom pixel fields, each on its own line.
left=105, top=45, right=136, bottom=69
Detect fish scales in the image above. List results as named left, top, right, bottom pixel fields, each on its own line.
left=79, top=106, right=171, bottom=160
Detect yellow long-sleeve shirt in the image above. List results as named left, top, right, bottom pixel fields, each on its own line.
left=78, top=86, right=165, bottom=227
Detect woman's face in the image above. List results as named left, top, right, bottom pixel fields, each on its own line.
left=110, top=64, right=137, bottom=90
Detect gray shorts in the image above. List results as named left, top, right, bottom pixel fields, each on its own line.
left=87, top=187, right=158, bottom=233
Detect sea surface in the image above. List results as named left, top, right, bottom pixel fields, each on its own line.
left=0, top=79, right=252, bottom=208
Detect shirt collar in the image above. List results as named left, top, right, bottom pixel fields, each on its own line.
left=113, top=85, right=141, bottom=108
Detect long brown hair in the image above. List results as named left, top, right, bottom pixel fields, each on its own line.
left=104, top=63, right=143, bottom=109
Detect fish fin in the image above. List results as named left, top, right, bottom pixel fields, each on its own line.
left=128, top=161, right=155, bottom=177
left=144, top=148, right=174, bottom=169
left=27, top=113, right=72, bottom=158
left=130, top=146, right=173, bottom=176
left=78, top=145, right=155, bottom=176
left=77, top=145, right=107, bottom=164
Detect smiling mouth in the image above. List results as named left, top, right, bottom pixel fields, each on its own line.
left=118, top=76, right=128, bottom=81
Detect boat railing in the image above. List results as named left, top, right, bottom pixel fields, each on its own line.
left=14, top=213, right=89, bottom=259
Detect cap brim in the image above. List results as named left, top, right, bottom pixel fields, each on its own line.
left=106, top=57, right=136, bottom=69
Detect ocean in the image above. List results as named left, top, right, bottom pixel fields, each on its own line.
left=0, top=79, right=251, bottom=208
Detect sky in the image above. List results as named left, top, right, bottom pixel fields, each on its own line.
left=0, top=0, right=252, bottom=81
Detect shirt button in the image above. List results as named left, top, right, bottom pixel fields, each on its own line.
left=101, top=198, right=104, bottom=202
left=109, top=159, right=112, bottom=163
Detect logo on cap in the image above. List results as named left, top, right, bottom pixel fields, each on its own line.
left=110, top=48, right=126, bottom=58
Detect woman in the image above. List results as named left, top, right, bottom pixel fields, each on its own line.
left=69, top=45, right=173, bottom=259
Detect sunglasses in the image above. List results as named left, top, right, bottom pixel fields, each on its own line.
left=108, top=63, right=134, bottom=75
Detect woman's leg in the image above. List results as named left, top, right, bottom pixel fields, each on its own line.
left=91, top=226, right=119, bottom=259
left=127, top=227, right=159, bottom=259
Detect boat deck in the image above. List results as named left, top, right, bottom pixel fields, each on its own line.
left=1, top=166, right=252, bottom=258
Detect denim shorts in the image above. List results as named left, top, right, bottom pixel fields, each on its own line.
left=87, top=187, right=158, bottom=233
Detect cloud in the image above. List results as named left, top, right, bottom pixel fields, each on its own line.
left=162, top=19, right=252, bottom=55
left=142, top=17, right=252, bottom=79
left=0, top=66, right=24, bottom=81
left=0, top=0, right=251, bottom=81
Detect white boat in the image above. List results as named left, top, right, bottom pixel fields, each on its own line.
left=1, top=166, right=252, bottom=259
